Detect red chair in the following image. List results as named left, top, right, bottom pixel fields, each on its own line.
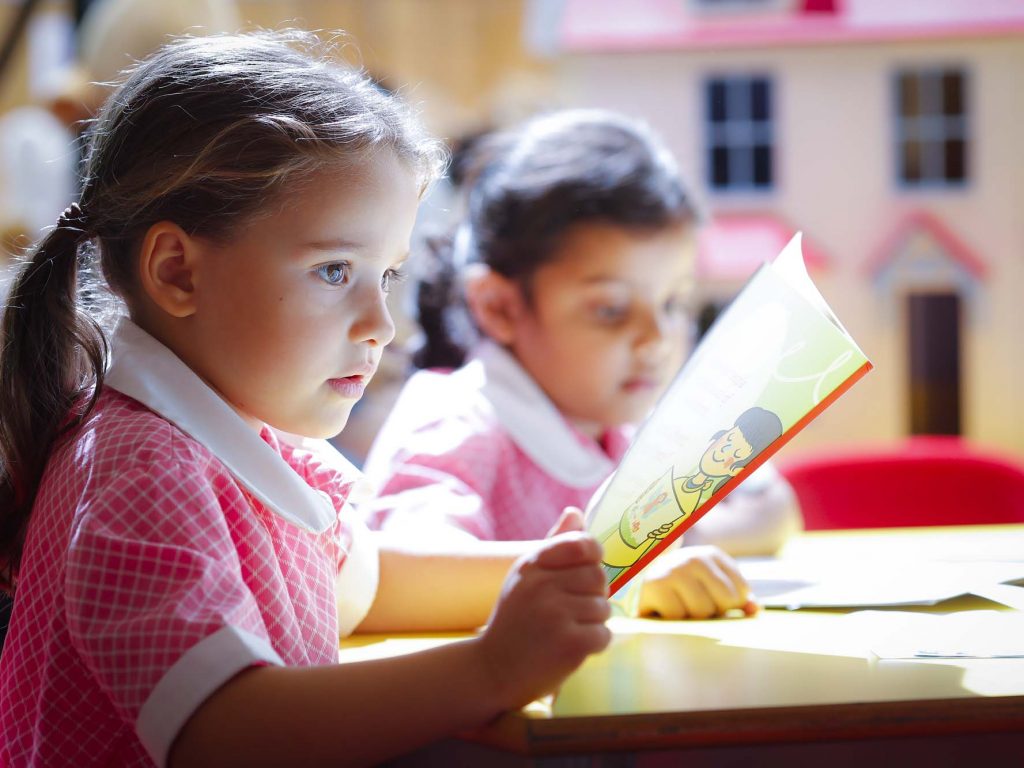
left=778, top=436, right=1024, bottom=530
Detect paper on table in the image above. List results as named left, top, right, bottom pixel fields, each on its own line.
left=866, top=610, right=1024, bottom=659
left=739, top=558, right=1024, bottom=609
left=970, top=583, right=1024, bottom=611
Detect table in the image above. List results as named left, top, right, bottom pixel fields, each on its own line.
left=341, top=525, right=1024, bottom=766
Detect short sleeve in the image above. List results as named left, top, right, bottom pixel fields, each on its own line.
left=363, top=425, right=507, bottom=543
left=65, top=462, right=281, bottom=767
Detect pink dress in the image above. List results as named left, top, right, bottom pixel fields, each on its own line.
left=362, top=342, right=632, bottom=542
left=0, top=321, right=378, bottom=768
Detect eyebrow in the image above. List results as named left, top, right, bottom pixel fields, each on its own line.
left=302, top=238, right=365, bottom=252
left=581, top=275, right=631, bottom=286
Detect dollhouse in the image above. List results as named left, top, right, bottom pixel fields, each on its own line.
left=553, top=0, right=1024, bottom=458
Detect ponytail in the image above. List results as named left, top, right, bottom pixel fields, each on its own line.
left=0, top=205, right=107, bottom=591
left=411, top=231, right=474, bottom=370
left=0, top=31, right=447, bottom=591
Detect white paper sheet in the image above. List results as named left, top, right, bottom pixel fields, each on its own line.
left=739, top=558, right=1024, bottom=609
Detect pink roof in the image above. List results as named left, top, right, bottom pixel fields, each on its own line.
left=866, top=209, right=987, bottom=280
left=697, top=213, right=828, bottom=281
left=561, top=0, right=1024, bottom=52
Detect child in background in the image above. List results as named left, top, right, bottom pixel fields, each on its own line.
left=0, top=33, right=615, bottom=767
left=363, top=110, right=802, bottom=618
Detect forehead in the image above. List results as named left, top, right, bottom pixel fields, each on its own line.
left=540, top=220, right=695, bottom=290
left=231, top=152, right=418, bottom=247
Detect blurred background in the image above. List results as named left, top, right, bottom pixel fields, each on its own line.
left=0, top=0, right=1022, bottom=466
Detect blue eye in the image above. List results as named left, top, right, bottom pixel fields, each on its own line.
left=382, top=266, right=406, bottom=294
left=316, top=262, right=350, bottom=286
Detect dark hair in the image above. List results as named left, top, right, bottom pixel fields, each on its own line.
left=412, top=108, right=698, bottom=370
left=712, top=407, right=784, bottom=471
left=0, top=30, right=445, bottom=591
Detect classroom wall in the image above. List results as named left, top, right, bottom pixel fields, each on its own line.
left=235, top=0, right=554, bottom=138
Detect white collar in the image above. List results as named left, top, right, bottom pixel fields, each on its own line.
left=104, top=319, right=338, bottom=533
left=468, top=341, right=617, bottom=489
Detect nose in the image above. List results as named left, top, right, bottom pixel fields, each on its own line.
left=635, top=307, right=672, bottom=358
left=636, top=306, right=691, bottom=372
left=348, top=284, right=396, bottom=348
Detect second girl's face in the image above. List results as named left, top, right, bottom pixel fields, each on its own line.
left=184, top=151, right=421, bottom=437
left=507, top=221, right=695, bottom=437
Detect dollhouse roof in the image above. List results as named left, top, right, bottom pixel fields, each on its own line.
left=866, top=210, right=987, bottom=281
left=559, top=0, right=1024, bottom=52
left=697, top=213, right=827, bottom=281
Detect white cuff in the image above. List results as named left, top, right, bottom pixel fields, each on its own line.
left=336, top=517, right=380, bottom=637
left=137, top=625, right=283, bottom=767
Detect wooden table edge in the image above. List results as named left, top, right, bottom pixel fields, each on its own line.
left=463, top=695, right=1024, bottom=756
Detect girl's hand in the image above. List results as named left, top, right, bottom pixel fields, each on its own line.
left=636, top=545, right=757, bottom=620
left=475, top=531, right=611, bottom=711
left=545, top=506, right=586, bottom=537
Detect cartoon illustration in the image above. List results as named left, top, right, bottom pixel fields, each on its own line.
left=601, top=406, right=784, bottom=582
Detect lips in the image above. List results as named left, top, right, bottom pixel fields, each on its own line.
left=328, top=365, right=375, bottom=398
left=622, top=375, right=660, bottom=393
left=328, top=375, right=367, bottom=398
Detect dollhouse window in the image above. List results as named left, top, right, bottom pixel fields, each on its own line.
left=894, top=68, right=969, bottom=187
left=705, top=75, right=774, bottom=192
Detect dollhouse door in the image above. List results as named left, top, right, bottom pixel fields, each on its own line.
left=907, top=291, right=961, bottom=435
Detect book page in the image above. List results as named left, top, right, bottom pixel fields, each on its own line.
left=586, top=234, right=872, bottom=593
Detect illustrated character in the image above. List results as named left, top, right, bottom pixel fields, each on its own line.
left=601, top=406, right=784, bottom=582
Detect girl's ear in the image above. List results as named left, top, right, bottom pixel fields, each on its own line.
left=137, top=221, right=200, bottom=318
left=463, top=263, right=525, bottom=345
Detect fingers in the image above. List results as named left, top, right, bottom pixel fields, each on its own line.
left=534, top=532, right=602, bottom=570
left=707, top=551, right=751, bottom=604
left=552, top=561, right=609, bottom=597
left=637, top=546, right=757, bottom=620
left=679, top=577, right=718, bottom=619
left=690, top=557, right=744, bottom=611
left=546, top=506, right=586, bottom=537
left=638, top=581, right=684, bottom=619
left=568, top=593, right=614, bottom=623
left=573, top=621, right=613, bottom=656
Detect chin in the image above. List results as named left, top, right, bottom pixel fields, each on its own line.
left=270, top=410, right=352, bottom=442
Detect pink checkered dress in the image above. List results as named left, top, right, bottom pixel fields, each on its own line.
left=362, top=343, right=632, bottom=542
left=0, top=321, right=378, bottom=767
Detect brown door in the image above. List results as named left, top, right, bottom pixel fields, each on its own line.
left=907, top=291, right=961, bottom=435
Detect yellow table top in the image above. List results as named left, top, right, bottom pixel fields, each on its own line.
left=340, top=525, right=1024, bottom=753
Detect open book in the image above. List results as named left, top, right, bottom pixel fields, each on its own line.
left=585, top=233, right=872, bottom=595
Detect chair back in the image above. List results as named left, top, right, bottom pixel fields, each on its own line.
left=778, top=437, right=1024, bottom=529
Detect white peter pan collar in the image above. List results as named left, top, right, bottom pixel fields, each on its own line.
left=468, top=341, right=616, bottom=489
left=104, top=319, right=339, bottom=534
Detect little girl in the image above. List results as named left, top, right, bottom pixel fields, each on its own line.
left=363, top=110, right=802, bottom=617
left=0, top=33, right=614, bottom=767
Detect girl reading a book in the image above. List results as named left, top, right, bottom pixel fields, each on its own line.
left=0, top=33, right=620, bottom=767
left=362, top=109, right=802, bottom=619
